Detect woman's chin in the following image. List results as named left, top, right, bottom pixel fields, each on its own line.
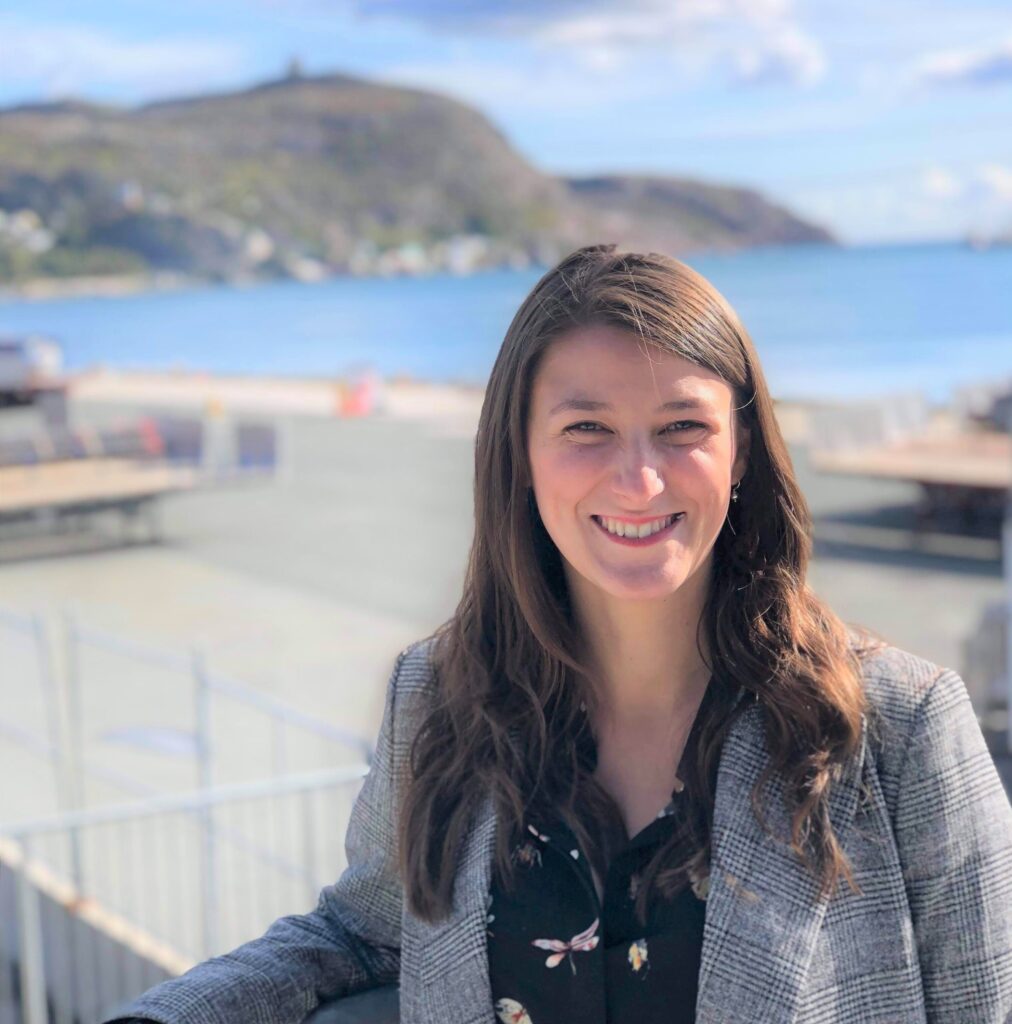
left=592, top=567, right=691, bottom=603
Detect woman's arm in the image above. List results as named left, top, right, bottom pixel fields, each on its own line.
left=893, top=667, right=1012, bottom=1022
left=105, top=647, right=414, bottom=1024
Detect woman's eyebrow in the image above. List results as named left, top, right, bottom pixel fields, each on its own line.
left=548, top=396, right=714, bottom=415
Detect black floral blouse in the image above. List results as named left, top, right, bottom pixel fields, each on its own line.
left=487, top=707, right=711, bottom=1024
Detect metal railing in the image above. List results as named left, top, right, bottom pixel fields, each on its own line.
left=0, top=604, right=380, bottom=1020
left=1, top=766, right=367, bottom=1024
left=0, top=606, right=69, bottom=812
left=0, top=606, right=370, bottom=818
left=63, top=611, right=371, bottom=787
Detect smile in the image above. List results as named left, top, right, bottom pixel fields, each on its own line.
left=590, top=513, right=684, bottom=545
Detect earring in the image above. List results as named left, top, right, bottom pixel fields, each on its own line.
left=731, top=481, right=740, bottom=502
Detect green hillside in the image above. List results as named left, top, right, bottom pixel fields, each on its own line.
left=0, top=69, right=834, bottom=285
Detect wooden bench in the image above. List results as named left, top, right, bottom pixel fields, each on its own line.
left=0, top=458, right=200, bottom=540
left=809, top=428, right=1010, bottom=529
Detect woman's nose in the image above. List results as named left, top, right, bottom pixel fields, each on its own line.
left=611, top=447, right=665, bottom=503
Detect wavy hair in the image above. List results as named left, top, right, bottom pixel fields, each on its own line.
left=399, top=243, right=884, bottom=924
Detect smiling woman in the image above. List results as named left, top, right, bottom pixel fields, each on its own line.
left=107, top=244, right=1012, bottom=1024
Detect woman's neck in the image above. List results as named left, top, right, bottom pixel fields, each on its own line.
left=568, top=565, right=713, bottom=730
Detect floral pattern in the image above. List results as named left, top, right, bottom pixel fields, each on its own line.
left=488, top=801, right=709, bottom=1022
left=488, top=700, right=713, bottom=1021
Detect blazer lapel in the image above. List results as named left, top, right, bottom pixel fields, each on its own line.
left=695, top=698, right=868, bottom=1024
left=401, top=790, right=499, bottom=1024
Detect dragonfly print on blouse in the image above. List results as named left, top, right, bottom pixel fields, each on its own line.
left=531, top=917, right=601, bottom=975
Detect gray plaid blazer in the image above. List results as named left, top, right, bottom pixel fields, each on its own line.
left=112, top=637, right=1012, bottom=1023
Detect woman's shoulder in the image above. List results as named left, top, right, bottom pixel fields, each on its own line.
left=845, top=630, right=978, bottom=776
left=384, top=633, right=442, bottom=723
left=851, top=634, right=957, bottom=711
left=393, top=633, right=440, bottom=688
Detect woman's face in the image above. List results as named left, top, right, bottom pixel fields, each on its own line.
left=526, top=323, right=749, bottom=604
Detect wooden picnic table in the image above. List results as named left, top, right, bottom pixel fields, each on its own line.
left=809, top=428, right=1011, bottom=528
left=0, top=458, right=200, bottom=538
left=810, top=429, right=1011, bottom=488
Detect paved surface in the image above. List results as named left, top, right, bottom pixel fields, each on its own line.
left=0, top=395, right=1007, bottom=823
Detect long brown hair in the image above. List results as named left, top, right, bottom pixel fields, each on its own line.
left=399, top=243, right=883, bottom=924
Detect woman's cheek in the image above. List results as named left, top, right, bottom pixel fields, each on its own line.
left=680, top=446, right=722, bottom=479
left=548, top=444, right=609, bottom=480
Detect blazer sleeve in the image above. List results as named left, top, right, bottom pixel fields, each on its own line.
left=105, top=647, right=412, bottom=1024
left=893, top=667, right=1012, bottom=1022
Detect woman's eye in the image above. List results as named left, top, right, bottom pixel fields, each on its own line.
left=564, top=421, right=703, bottom=435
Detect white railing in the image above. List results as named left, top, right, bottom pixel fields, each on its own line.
left=0, top=605, right=380, bottom=1021
left=1, top=766, right=367, bottom=1024
left=0, top=605, right=370, bottom=818
left=63, top=612, right=372, bottom=789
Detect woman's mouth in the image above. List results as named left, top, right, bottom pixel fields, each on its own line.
left=590, top=513, right=684, bottom=546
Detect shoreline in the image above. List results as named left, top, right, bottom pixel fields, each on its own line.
left=1, top=240, right=984, bottom=305
left=0, top=271, right=199, bottom=302
left=0, top=264, right=533, bottom=303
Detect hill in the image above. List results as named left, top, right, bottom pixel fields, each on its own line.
left=563, top=174, right=832, bottom=251
left=0, top=69, right=834, bottom=285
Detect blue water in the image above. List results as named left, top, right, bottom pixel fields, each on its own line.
left=0, top=242, right=1009, bottom=404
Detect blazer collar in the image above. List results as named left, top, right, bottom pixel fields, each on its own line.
left=402, top=694, right=867, bottom=1024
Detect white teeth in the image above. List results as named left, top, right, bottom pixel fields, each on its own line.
left=597, top=514, right=680, bottom=538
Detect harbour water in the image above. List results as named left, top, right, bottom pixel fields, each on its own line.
left=0, top=241, right=1010, bottom=404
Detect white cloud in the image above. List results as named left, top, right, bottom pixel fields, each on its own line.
left=919, top=166, right=962, bottom=200
left=976, top=163, right=1012, bottom=203
left=0, top=16, right=247, bottom=103
left=791, top=162, right=1012, bottom=245
left=530, top=1, right=825, bottom=85
left=732, top=24, right=826, bottom=87
left=917, top=163, right=1012, bottom=206
left=348, top=0, right=795, bottom=35
left=366, top=0, right=825, bottom=87
left=914, top=36, right=1012, bottom=88
left=792, top=181, right=954, bottom=244
left=382, top=54, right=658, bottom=113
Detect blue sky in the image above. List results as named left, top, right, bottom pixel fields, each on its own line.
left=1, top=0, right=1011, bottom=244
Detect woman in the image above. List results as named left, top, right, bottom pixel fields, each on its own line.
left=110, top=244, right=1012, bottom=1024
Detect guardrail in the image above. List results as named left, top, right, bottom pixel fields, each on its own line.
left=0, top=606, right=371, bottom=820
left=1, top=766, right=367, bottom=1024
left=64, top=612, right=371, bottom=788
left=0, top=604, right=381, bottom=1021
